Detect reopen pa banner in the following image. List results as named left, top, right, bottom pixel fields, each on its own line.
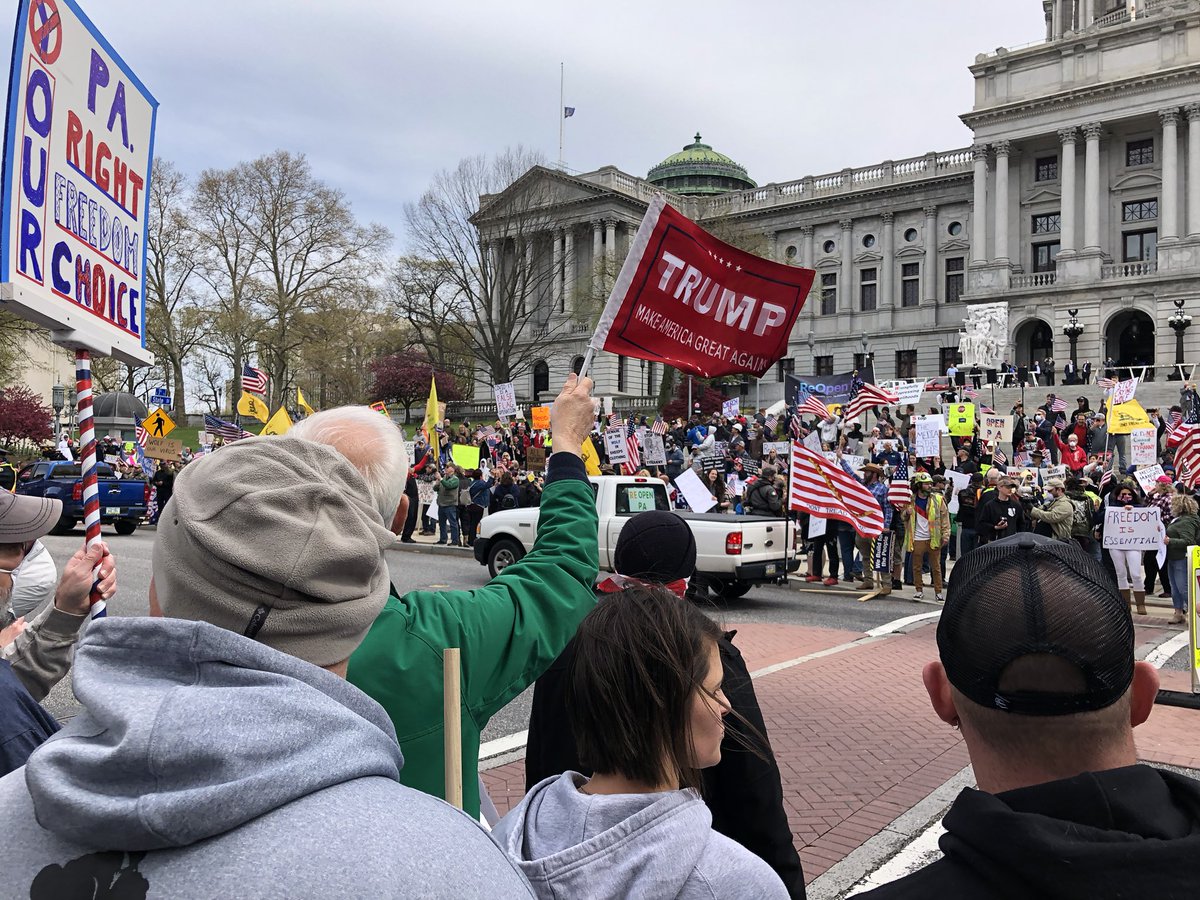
left=1, top=0, right=158, bottom=365
left=590, top=196, right=814, bottom=378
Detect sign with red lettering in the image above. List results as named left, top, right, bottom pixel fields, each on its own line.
left=0, top=0, right=158, bottom=365
left=590, top=196, right=814, bottom=378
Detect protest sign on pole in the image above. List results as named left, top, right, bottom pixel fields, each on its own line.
left=802, top=430, right=823, bottom=453
left=603, top=425, right=628, bottom=464
left=1111, top=377, right=1139, bottom=406
left=721, top=398, right=740, bottom=419
left=641, top=432, right=666, bottom=466
left=1043, top=464, right=1067, bottom=480
left=1133, top=464, right=1166, bottom=494
left=947, top=403, right=976, bottom=436
left=589, top=196, right=815, bottom=379
left=674, top=467, right=717, bottom=513
left=142, top=437, right=183, bottom=462
left=1102, top=507, right=1162, bottom=550
left=493, top=383, right=517, bottom=418
left=1130, top=428, right=1157, bottom=466
left=980, top=415, right=1013, bottom=445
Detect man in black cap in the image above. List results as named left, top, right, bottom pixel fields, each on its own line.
left=860, top=533, right=1199, bottom=898
left=524, top=510, right=806, bottom=899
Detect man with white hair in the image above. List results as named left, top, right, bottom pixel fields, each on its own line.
left=294, top=374, right=600, bottom=819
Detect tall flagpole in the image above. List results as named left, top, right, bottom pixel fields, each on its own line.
left=558, top=62, right=565, bottom=170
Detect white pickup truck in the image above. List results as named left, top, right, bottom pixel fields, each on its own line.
left=472, top=475, right=800, bottom=599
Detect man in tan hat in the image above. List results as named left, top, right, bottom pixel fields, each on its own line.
left=839, top=455, right=892, bottom=596
left=1030, top=477, right=1074, bottom=542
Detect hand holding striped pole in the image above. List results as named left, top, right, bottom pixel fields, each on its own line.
left=74, top=351, right=108, bottom=619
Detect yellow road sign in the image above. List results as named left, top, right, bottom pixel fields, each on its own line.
left=142, top=407, right=176, bottom=440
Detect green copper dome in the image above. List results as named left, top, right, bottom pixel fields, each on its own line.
left=647, top=133, right=756, bottom=196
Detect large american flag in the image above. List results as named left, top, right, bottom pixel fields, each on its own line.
left=797, top=394, right=832, bottom=421
left=1172, top=424, right=1200, bottom=487
left=1050, top=397, right=1068, bottom=413
left=242, top=364, right=269, bottom=395
left=789, top=442, right=884, bottom=537
left=843, top=383, right=900, bottom=422
left=623, top=418, right=641, bottom=474
left=888, top=456, right=912, bottom=506
left=204, top=414, right=254, bottom=442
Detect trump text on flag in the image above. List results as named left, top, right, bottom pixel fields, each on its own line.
left=1, top=0, right=158, bottom=364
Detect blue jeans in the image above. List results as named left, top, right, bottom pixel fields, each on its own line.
left=438, top=506, right=460, bottom=545
left=959, top=527, right=977, bottom=557
left=836, top=523, right=860, bottom=578
left=1168, top=557, right=1189, bottom=612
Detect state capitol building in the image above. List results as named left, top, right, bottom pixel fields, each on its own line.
left=476, top=0, right=1200, bottom=407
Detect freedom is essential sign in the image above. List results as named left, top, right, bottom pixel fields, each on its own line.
left=590, top=196, right=815, bottom=378
left=1, top=0, right=158, bottom=364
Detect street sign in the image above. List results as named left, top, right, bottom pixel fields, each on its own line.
left=142, top=406, right=175, bottom=439
left=142, top=436, right=182, bottom=461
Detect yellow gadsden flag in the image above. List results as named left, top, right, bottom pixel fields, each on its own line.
left=422, top=375, right=440, bottom=461
left=237, top=392, right=269, bottom=423
left=262, top=406, right=293, bottom=436
left=297, top=388, right=316, bottom=417
left=581, top=437, right=602, bottom=476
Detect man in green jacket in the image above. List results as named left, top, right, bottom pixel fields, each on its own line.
left=340, top=375, right=599, bottom=818
left=434, top=464, right=461, bottom=545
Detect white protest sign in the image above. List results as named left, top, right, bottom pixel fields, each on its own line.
left=425, top=496, right=439, bottom=521
left=494, top=383, right=517, bottom=418
left=894, top=381, right=925, bottom=406
left=1130, top=428, right=1157, bottom=466
left=1133, top=464, right=1165, bottom=494
left=764, top=441, right=791, bottom=456
left=1102, top=506, right=1162, bottom=550
left=808, top=514, right=827, bottom=539
left=824, top=451, right=864, bottom=474
left=1043, top=464, right=1066, bottom=480
left=603, top=425, right=628, bottom=464
left=1111, top=377, right=1139, bottom=406
left=722, top=398, right=740, bottom=419
left=1, top=0, right=158, bottom=366
left=980, top=415, right=1013, bottom=445
left=915, top=418, right=941, bottom=458
left=945, top=470, right=971, bottom=514
left=802, top=430, right=823, bottom=453
left=641, top=432, right=666, bottom=466
left=674, top=467, right=716, bottom=513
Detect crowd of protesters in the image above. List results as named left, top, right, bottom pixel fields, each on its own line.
left=0, top=371, right=1196, bottom=896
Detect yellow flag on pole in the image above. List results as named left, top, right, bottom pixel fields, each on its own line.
left=262, top=406, right=293, bottom=435
left=581, top=437, right=602, bottom=476
left=297, top=388, right=315, bottom=417
left=423, top=376, right=440, bottom=461
left=237, top=392, right=269, bottom=423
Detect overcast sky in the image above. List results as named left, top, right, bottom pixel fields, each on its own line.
left=5, top=0, right=1045, bottom=251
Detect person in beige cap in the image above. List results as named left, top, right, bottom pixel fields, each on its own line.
left=1029, top=477, right=1074, bottom=542
left=0, top=434, right=536, bottom=897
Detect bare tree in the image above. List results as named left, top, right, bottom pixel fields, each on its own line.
left=386, top=255, right=473, bottom=384
left=187, top=354, right=227, bottom=415
left=403, top=147, right=574, bottom=387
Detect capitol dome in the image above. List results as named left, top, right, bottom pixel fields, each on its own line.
left=646, top=133, right=756, bottom=196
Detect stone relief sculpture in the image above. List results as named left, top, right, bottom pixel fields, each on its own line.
left=958, top=303, right=1009, bottom=368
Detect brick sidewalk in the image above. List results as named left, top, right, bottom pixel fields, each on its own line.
left=482, top=619, right=1196, bottom=888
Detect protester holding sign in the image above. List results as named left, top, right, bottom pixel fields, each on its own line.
left=1104, top=483, right=1150, bottom=615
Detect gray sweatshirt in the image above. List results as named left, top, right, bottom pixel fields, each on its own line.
left=493, top=772, right=789, bottom=899
left=0, top=617, right=533, bottom=899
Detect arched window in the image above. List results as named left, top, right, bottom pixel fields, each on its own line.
left=571, top=356, right=585, bottom=375
left=533, top=360, right=550, bottom=396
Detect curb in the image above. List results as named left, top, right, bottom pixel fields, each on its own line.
left=388, top=541, right=475, bottom=559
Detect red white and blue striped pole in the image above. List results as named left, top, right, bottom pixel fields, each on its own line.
left=74, top=350, right=106, bottom=619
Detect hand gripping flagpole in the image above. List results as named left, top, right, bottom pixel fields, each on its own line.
left=74, top=350, right=107, bottom=619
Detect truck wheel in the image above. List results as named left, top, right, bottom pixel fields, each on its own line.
left=113, top=520, right=138, bottom=536
left=711, top=580, right=752, bottom=600
left=487, top=538, right=525, bottom=579
left=49, top=516, right=76, bottom=536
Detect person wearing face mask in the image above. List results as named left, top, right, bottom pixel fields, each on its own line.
left=1053, top=429, right=1087, bottom=475
left=902, top=472, right=951, bottom=603
left=977, top=478, right=1028, bottom=547
left=1105, top=483, right=1148, bottom=616
left=1029, top=478, right=1074, bottom=542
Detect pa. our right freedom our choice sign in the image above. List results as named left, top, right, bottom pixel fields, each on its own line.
left=590, top=196, right=815, bottom=379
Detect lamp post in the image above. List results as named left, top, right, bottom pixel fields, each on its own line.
left=1062, top=308, right=1084, bottom=383
left=66, top=387, right=77, bottom=438
left=51, top=383, right=64, bottom=438
left=1168, top=298, right=1192, bottom=381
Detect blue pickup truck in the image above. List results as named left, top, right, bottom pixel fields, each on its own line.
left=15, top=461, right=149, bottom=535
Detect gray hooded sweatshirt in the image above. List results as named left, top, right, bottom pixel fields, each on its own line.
left=493, top=772, right=788, bottom=899
left=0, top=617, right=533, bottom=899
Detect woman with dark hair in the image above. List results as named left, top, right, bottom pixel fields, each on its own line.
left=703, top=467, right=732, bottom=512
left=495, top=584, right=788, bottom=898
left=1105, top=481, right=1147, bottom=615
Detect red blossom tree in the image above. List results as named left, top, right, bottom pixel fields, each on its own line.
left=663, top=379, right=729, bottom=422
left=0, top=384, right=53, bottom=448
left=368, top=354, right=463, bottom=423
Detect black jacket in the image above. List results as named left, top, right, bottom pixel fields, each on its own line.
left=745, top=479, right=783, bottom=517
left=859, top=765, right=1200, bottom=899
left=975, top=493, right=1027, bottom=544
left=525, top=630, right=806, bottom=899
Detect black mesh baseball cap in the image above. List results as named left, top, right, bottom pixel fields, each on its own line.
left=938, top=533, right=1134, bottom=716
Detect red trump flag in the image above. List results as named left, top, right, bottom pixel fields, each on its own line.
left=590, top=196, right=815, bottom=378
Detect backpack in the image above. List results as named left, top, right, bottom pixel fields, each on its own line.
left=500, top=492, right=518, bottom=510
left=1069, top=495, right=1094, bottom=538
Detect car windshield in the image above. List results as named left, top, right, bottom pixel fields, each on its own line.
left=53, top=463, right=116, bottom=478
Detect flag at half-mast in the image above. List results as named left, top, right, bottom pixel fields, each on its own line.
left=589, top=196, right=815, bottom=379
left=789, top=443, right=884, bottom=537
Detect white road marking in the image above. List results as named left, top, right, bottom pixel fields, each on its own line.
left=847, top=818, right=946, bottom=896
left=1146, top=630, right=1191, bottom=669
left=866, top=610, right=942, bottom=637
left=479, top=729, right=529, bottom=761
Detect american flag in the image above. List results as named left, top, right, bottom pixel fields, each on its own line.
left=242, top=364, right=268, bottom=395
left=1055, top=414, right=1067, bottom=429
left=1014, top=450, right=1031, bottom=466
left=964, top=388, right=979, bottom=400
left=1172, top=424, right=1200, bottom=487
left=888, top=457, right=913, bottom=506
left=1165, top=410, right=1184, bottom=444
left=797, top=393, right=832, bottom=421
left=980, top=405, right=995, bottom=414
left=623, top=418, right=641, bottom=474
left=764, top=414, right=778, bottom=432
left=204, top=414, right=254, bottom=442
left=788, top=442, right=885, bottom=537
left=1050, top=397, right=1068, bottom=412
left=991, top=445, right=1008, bottom=466
left=650, top=417, right=669, bottom=436
left=789, top=411, right=804, bottom=439
left=1099, top=462, right=1117, bottom=491
left=843, top=383, right=900, bottom=422
left=480, top=425, right=496, bottom=437
left=1097, top=377, right=1117, bottom=390
left=608, top=412, right=622, bottom=427
left=135, top=426, right=149, bottom=448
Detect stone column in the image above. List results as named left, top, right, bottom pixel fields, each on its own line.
left=591, top=220, right=603, bottom=296
left=551, top=228, right=563, bottom=313
left=1188, top=105, right=1200, bottom=237
left=800, top=225, right=814, bottom=268
left=880, top=212, right=895, bottom=309
left=1161, top=108, right=1181, bottom=242
left=1082, top=122, right=1102, bottom=252
left=971, top=144, right=989, bottom=264
left=1058, top=127, right=1078, bottom=253
left=839, top=219, right=853, bottom=314
left=604, top=219, right=617, bottom=291
left=924, top=205, right=938, bottom=302
left=993, top=141, right=1011, bottom=263
left=563, top=227, right=576, bottom=309
left=766, top=231, right=778, bottom=261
